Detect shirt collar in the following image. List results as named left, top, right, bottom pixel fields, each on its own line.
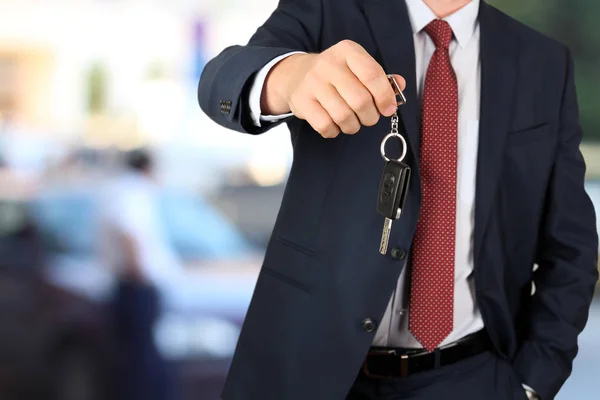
left=405, top=0, right=480, bottom=48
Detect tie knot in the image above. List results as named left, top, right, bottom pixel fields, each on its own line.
left=424, top=20, right=453, bottom=50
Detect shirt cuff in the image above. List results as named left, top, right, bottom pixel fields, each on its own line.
left=248, top=51, right=305, bottom=127
left=522, top=384, right=539, bottom=399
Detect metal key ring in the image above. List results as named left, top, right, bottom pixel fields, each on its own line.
left=380, top=132, right=408, bottom=163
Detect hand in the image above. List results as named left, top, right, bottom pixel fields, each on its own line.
left=261, top=40, right=406, bottom=138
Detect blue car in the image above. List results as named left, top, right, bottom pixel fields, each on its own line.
left=0, top=187, right=262, bottom=400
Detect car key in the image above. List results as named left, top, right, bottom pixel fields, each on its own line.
left=377, top=80, right=410, bottom=255
left=377, top=158, right=411, bottom=254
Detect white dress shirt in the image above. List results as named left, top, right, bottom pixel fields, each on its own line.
left=374, top=0, right=483, bottom=349
left=248, top=1, right=538, bottom=396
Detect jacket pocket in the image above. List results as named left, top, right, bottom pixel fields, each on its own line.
left=261, top=235, right=320, bottom=293
left=506, top=122, right=550, bottom=147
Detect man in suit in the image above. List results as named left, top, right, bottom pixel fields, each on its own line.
left=198, top=0, right=599, bottom=399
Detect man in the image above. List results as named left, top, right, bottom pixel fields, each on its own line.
left=97, top=149, right=177, bottom=400
left=198, top=0, right=599, bottom=399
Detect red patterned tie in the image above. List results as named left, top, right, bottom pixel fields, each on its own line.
left=409, top=20, right=458, bottom=352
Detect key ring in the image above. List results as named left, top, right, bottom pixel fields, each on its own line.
left=380, top=112, right=407, bottom=162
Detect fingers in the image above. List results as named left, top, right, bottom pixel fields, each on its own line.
left=294, top=98, right=340, bottom=138
left=389, top=74, right=407, bottom=92
left=344, top=44, right=398, bottom=117
left=329, top=71, right=380, bottom=128
left=315, top=84, right=361, bottom=134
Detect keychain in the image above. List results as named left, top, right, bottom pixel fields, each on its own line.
left=376, top=76, right=411, bottom=255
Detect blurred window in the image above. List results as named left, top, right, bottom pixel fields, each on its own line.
left=28, top=191, right=252, bottom=260
left=0, top=200, right=28, bottom=237
left=159, top=193, right=251, bottom=260
left=28, top=194, right=94, bottom=256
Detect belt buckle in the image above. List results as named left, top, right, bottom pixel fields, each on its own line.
left=362, top=350, right=410, bottom=379
left=400, top=354, right=409, bottom=377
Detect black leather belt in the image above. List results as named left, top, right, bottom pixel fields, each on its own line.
left=361, top=330, right=492, bottom=379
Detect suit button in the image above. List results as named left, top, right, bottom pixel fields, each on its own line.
left=361, top=318, right=377, bottom=333
left=390, top=247, right=406, bottom=260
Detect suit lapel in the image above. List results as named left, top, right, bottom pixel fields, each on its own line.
left=473, top=1, right=517, bottom=263
left=360, top=0, right=421, bottom=172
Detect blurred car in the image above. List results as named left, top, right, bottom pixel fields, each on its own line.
left=0, top=198, right=113, bottom=400
left=585, top=180, right=600, bottom=286
left=210, top=181, right=286, bottom=249
left=0, top=186, right=262, bottom=400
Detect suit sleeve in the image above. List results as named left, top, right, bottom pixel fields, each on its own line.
left=197, top=0, right=323, bottom=134
left=512, top=48, right=599, bottom=400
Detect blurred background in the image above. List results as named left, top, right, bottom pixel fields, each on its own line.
left=0, top=0, right=597, bottom=399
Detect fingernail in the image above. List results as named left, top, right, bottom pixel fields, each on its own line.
left=385, top=105, right=397, bottom=116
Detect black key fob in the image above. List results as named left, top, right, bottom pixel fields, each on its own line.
left=377, top=160, right=411, bottom=219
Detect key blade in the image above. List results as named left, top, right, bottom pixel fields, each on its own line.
left=379, top=218, right=393, bottom=255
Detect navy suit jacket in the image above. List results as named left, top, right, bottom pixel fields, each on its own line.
left=198, top=1, right=599, bottom=399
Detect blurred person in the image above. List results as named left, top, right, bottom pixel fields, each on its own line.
left=198, top=0, right=599, bottom=400
left=97, top=149, right=177, bottom=400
